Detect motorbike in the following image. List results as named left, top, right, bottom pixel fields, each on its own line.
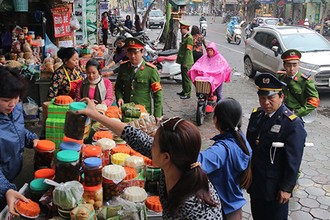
left=200, top=20, right=207, bottom=36
left=193, top=76, right=216, bottom=125
left=154, top=49, right=182, bottom=83
left=226, top=24, right=242, bottom=45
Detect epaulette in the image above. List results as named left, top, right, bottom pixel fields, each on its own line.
left=145, top=62, right=156, bottom=69
left=283, top=110, right=297, bottom=121
left=301, top=73, right=312, bottom=80
left=119, top=60, right=130, bottom=65
left=252, top=107, right=263, bottom=113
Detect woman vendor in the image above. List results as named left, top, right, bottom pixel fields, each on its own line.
left=47, top=47, right=83, bottom=100
left=76, top=59, right=114, bottom=106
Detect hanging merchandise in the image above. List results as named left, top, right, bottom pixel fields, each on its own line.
left=70, top=14, right=81, bottom=31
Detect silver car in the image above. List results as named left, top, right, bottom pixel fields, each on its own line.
left=244, top=26, right=330, bottom=90
left=147, top=9, right=165, bottom=28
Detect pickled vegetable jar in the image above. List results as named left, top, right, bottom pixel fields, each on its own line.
left=82, top=184, right=103, bottom=210
left=83, top=157, right=102, bottom=186
left=55, top=150, right=80, bottom=183
left=64, top=102, right=91, bottom=140
left=29, top=178, right=50, bottom=202
left=34, top=140, right=55, bottom=170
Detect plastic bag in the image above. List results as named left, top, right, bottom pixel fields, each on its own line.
left=51, top=180, right=84, bottom=209
left=70, top=15, right=81, bottom=31
left=23, top=97, right=39, bottom=116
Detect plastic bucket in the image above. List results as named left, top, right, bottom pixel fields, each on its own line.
left=13, top=0, right=28, bottom=12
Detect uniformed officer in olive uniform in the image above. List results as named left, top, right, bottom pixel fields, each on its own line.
left=246, top=73, right=306, bottom=220
left=277, top=49, right=319, bottom=118
left=176, top=21, right=194, bottom=99
left=115, top=37, right=163, bottom=119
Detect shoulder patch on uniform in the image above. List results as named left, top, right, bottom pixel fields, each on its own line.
left=301, top=73, right=311, bottom=80
left=145, top=62, right=156, bottom=69
left=283, top=110, right=297, bottom=121
left=119, top=60, right=130, bottom=65
left=252, top=107, right=263, bottom=113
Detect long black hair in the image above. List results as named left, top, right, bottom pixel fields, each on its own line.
left=156, top=118, right=217, bottom=216
left=213, top=98, right=252, bottom=189
left=57, top=47, right=78, bottom=62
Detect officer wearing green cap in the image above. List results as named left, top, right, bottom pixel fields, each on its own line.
left=115, top=37, right=163, bottom=119
left=247, top=73, right=306, bottom=220
left=176, top=21, right=194, bottom=99
left=277, top=49, right=319, bottom=119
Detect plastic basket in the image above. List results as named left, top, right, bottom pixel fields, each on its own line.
left=195, top=80, right=211, bottom=94
left=13, top=0, right=28, bottom=12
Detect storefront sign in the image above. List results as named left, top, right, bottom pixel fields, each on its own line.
left=51, top=7, right=71, bottom=38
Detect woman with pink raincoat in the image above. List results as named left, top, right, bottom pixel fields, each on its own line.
left=188, top=42, right=231, bottom=103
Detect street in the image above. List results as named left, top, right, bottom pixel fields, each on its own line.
left=19, top=15, right=330, bottom=219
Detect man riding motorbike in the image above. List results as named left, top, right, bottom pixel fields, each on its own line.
left=227, top=17, right=239, bottom=37
left=199, top=14, right=207, bottom=30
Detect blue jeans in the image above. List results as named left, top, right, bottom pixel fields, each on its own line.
left=215, top=84, right=223, bottom=102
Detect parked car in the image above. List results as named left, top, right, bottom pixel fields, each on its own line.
left=257, top=17, right=279, bottom=26
left=244, top=25, right=330, bottom=90
left=147, top=9, right=165, bottom=28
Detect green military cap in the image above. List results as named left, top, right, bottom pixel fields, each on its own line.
left=281, top=49, right=301, bottom=61
left=179, top=21, right=190, bottom=29
left=125, top=37, right=145, bottom=50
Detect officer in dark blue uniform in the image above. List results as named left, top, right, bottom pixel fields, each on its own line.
left=246, top=73, right=306, bottom=220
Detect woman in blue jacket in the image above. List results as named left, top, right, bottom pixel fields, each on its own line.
left=0, top=66, right=39, bottom=216
left=198, top=98, right=252, bottom=220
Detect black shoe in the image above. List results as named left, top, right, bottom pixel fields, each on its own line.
left=177, top=91, right=184, bottom=95
left=180, top=95, right=190, bottom=99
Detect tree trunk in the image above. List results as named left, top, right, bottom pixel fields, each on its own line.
left=141, top=0, right=156, bottom=29
left=164, top=18, right=179, bottom=50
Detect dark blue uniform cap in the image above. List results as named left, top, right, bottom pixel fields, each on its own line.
left=255, top=73, right=286, bottom=96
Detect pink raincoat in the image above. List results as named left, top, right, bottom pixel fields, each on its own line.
left=188, top=42, right=231, bottom=92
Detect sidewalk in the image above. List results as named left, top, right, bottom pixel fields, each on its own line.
left=162, top=73, right=330, bottom=220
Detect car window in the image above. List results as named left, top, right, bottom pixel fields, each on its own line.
left=150, top=10, right=163, bottom=17
left=265, top=34, right=282, bottom=53
left=265, top=19, right=279, bottom=25
left=254, top=32, right=268, bottom=46
left=282, top=33, right=330, bottom=52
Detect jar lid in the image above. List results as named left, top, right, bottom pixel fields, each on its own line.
left=83, top=183, right=102, bottom=191
left=84, top=157, right=102, bottom=167
left=57, top=150, right=79, bottom=162
left=30, top=178, right=50, bottom=191
left=34, top=168, right=55, bottom=179
left=63, top=136, right=83, bottom=144
left=60, top=141, right=82, bottom=151
left=36, top=140, right=55, bottom=151
left=69, top=102, right=87, bottom=111
left=84, top=145, right=102, bottom=157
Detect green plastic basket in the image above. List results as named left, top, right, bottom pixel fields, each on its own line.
left=13, top=0, right=28, bottom=12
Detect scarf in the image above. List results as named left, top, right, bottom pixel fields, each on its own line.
left=81, top=75, right=106, bottom=103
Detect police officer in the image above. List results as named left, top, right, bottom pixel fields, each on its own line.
left=247, top=73, right=306, bottom=220
left=115, top=37, right=163, bottom=119
left=176, top=21, right=194, bottom=99
left=277, top=49, right=319, bottom=119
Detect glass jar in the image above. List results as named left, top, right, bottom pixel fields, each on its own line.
left=83, top=157, right=102, bottom=186
left=82, top=184, right=103, bottom=210
left=55, top=150, right=80, bottom=183
left=102, top=177, right=126, bottom=201
left=29, top=178, right=50, bottom=202
left=83, top=145, right=102, bottom=160
left=64, top=102, right=91, bottom=140
left=34, top=168, right=55, bottom=180
left=34, top=140, right=55, bottom=171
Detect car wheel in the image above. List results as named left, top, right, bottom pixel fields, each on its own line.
left=244, top=57, right=256, bottom=78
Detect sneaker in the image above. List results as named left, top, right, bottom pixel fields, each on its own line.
left=180, top=95, right=190, bottom=99
left=177, top=91, right=184, bottom=96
